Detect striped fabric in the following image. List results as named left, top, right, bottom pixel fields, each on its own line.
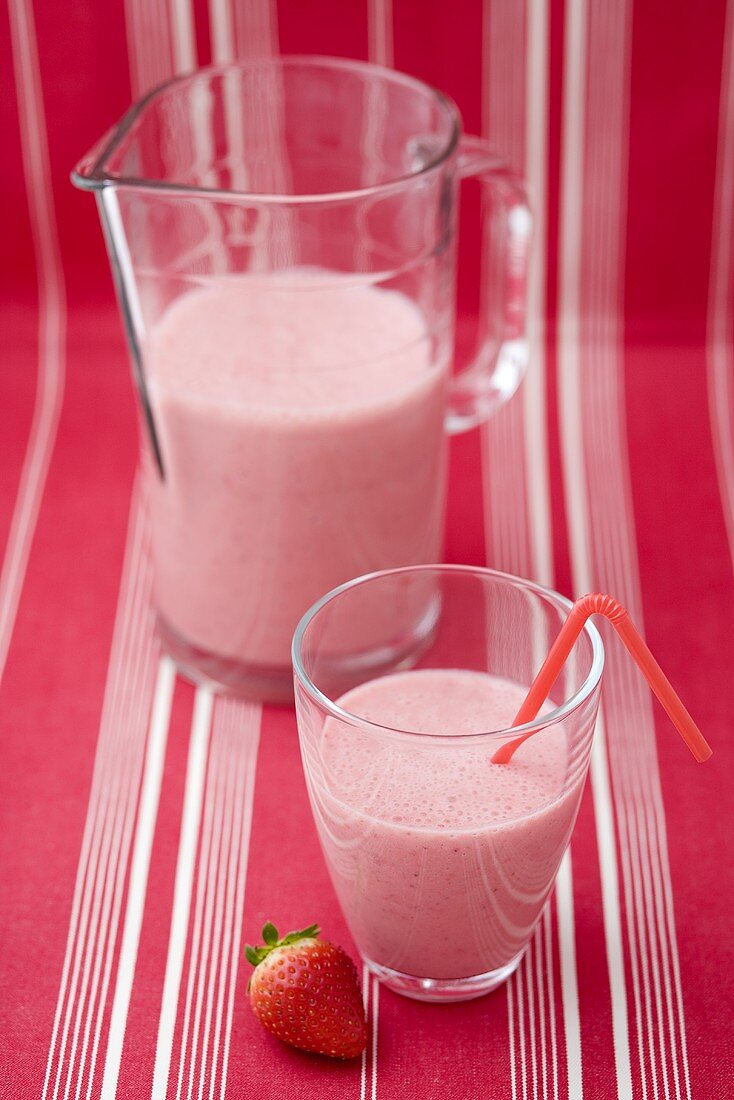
left=1, top=1, right=731, bottom=1097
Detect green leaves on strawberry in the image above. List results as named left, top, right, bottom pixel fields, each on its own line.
left=246, top=921, right=367, bottom=1060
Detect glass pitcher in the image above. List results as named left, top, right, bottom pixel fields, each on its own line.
left=73, top=57, right=530, bottom=700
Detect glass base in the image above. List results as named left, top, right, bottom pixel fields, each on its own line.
left=157, top=616, right=294, bottom=703
left=364, top=951, right=525, bottom=1003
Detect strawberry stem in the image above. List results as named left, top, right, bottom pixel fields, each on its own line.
left=245, top=921, right=321, bottom=969
left=262, top=921, right=279, bottom=945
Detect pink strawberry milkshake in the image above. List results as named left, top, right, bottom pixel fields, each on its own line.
left=144, top=270, right=448, bottom=675
left=308, top=668, right=586, bottom=984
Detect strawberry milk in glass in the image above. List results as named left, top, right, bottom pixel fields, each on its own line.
left=74, top=58, right=530, bottom=699
left=294, top=566, right=603, bottom=1001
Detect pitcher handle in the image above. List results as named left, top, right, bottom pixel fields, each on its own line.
left=446, top=135, right=532, bottom=434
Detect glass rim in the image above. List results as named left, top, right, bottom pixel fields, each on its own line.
left=71, top=55, right=462, bottom=205
left=291, top=564, right=605, bottom=742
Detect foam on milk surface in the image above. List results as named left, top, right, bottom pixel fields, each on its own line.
left=147, top=269, right=437, bottom=413
left=324, top=669, right=568, bottom=830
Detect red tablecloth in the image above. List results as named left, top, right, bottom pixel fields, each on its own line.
left=2, top=1, right=732, bottom=1097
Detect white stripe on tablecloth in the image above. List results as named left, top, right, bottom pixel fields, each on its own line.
left=526, top=936, right=539, bottom=1098
left=122, top=0, right=143, bottom=104
left=526, top=2, right=584, bottom=1096
left=209, top=0, right=235, bottom=62
left=554, top=19, right=597, bottom=1100
left=208, top=704, right=256, bottom=1100
left=40, top=489, right=159, bottom=1100
left=483, top=0, right=575, bottom=1095
left=708, top=0, right=734, bottom=575
left=544, top=906, right=560, bottom=1100
left=200, top=703, right=260, bottom=1098
left=516, top=959, right=528, bottom=1100
left=559, top=0, right=692, bottom=1096
left=152, top=697, right=260, bottom=1100
left=524, top=0, right=553, bottom=591
left=3, top=0, right=66, bottom=691
left=211, top=720, right=237, bottom=1100
left=210, top=0, right=287, bottom=253
left=42, top=507, right=144, bottom=1100
left=195, top=704, right=242, bottom=1098
left=484, top=0, right=529, bottom=575
left=125, top=0, right=165, bottom=97
left=371, top=977, right=379, bottom=1100
left=558, top=0, right=592, bottom=586
left=171, top=0, right=197, bottom=71
left=78, top=534, right=157, bottom=1100
left=360, top=965, right=370, bottom=1100
left=593, top=0, right=691, bottom=1092
left=218, top=704, right=261, bottom=1100
left=126, top=0, right=194, bottom=97
left=185, top=709, right=230, bottom=1099
left=225, top=0, right=279, bottom=59
left=65, top=514, right=156, bottom=1100
left=368, top=0, right=394, bottom=68
left=558, top=1, right=633, bottom=1092
left=555, top=854, right=582, bottom=1100
left=358, top=10, right=397, bottom=1091
left=175, top=698, right=226, bottom=1100
left=482, top=0, right=531, bottom=577
left=508, top=972, right=518, bottom=1100
left=558, top=366, right=632, bottom=1100
left=99, top=655, right=176, bottom=1100
left=151, top=689, right=213, bottom=1100
left=535, top=917, right=548, bottom=1099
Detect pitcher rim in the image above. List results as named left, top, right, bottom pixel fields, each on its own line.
left=71, top=54, right=462, bottom=204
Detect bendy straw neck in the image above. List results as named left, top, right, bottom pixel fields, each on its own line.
left=492, top=593, right=712, bottom=766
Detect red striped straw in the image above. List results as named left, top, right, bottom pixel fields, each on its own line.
left=491, top=593, right=713, bottom=766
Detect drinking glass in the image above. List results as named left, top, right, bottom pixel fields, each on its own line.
left=293, top=565, right=603, bottom=1002
left=73, top=58, right=530, bottom=700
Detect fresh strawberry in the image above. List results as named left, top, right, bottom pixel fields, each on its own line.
left=245, top=921, right=367, bottom=1060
